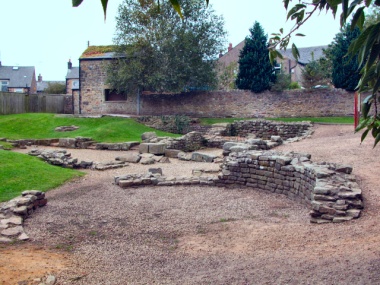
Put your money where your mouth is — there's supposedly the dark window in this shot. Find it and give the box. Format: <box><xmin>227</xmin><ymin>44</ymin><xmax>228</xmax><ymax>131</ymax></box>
<box><xmin>104</xmin><ymin>89</ymin><xmax>127</xmax><ymax>101</ymax></box>
<box><xmin>1</xmin><ymin>80</ymin><xmax>9</xmax><ymax>92</ymax></box>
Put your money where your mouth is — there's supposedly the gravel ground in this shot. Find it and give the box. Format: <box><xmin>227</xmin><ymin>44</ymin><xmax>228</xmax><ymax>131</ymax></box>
<box><xmin>5</xmin><ymin>124</ymin><xmax>380</xmax><ymax>284</ymax></box>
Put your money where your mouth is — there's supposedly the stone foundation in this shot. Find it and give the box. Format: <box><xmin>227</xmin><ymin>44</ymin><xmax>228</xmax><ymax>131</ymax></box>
<box><xmin>115</xmin><ymin>150</ymin><xmax>362</xmax><ymax>224</ymax></box>
<box><xmin>0</xmin><ymin>190</ymin><xmax>47</xmax><ymax>242</ymax></box>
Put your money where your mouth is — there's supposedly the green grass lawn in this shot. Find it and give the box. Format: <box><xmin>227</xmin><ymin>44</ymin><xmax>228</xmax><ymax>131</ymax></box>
<box><xmin>200</xmin><ymin>116</ymin><xmax>354</xmax><ymax>125</ymax></box>
<box><xmin>0</xmin><ymin>113</ymin><xmax>181</xmax><ymax>142</ymax></box>
<box><xmin>0</xmin><ymin>150</ymin><xmax>84</xmax><ymax>202</ymax></box>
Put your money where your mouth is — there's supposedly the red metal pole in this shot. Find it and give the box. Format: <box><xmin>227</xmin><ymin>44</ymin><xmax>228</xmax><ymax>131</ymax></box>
<box><xmin>354</xmin><ymin>92</ymin><xmax>359</xmax><ymax>129</ymax></box>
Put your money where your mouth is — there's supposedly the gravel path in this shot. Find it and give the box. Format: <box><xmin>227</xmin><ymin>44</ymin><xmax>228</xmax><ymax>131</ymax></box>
<box><xmin>6</xmin><ymin>124</ymin><xmax>380</xmax><ymax>284</ymax></box>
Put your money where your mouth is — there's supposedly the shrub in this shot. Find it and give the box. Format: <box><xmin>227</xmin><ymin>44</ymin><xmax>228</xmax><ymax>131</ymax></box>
<box><xmin>270</xmin><ymin>73</ymin><xmax>291</xmax><ymax>92</ymax></box>
<box><xmin>289</xmin><ymin>81</ymin><xmax>301</xmax><ymax>89</ymax></box>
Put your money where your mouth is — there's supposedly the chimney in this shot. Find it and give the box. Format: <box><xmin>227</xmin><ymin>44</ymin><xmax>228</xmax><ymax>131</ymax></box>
<box><xmin>228</xmin><ymin>43</ymin><xmax>233</xmax><ymax>52</ymax></box>
<box><xmin>68</xmin><ymin>59</ymin><xmax>72</xmax><ymax>70</ymax></box>
<box><xmin>0</xmin><ymin>61</ymin><xmax>2</xmax><ymax>67</ymax></box>
<box><xmin>38</xmin><ymin>74</ymin><xmax>42</xmax><ymax>82</ymax></box>
<box><xmin>219</xmin><ymin>50</ymin><xmax>223</xmax><ymax>58</ymax></box>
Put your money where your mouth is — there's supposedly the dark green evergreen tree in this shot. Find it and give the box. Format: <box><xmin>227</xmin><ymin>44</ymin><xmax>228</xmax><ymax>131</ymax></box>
<box><xmin>236</xmin><ymin>21</ymin><xmax>275</xmax><ymax>93</ymax></box>
<box><xmin>327</xmin><ymin>24</ymin><xmax>361</xmax><ymax>91</ymax></box>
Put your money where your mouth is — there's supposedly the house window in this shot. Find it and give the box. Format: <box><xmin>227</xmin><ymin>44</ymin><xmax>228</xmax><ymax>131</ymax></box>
<box><xmin>1</xmin><ymin>80</ymin><xmax>9</xmax><ymax>92</ymax></box>
<box><xmin>72</xmin><ymin>80</ymin><xmax>79</xmax><ymax>89</ymax></box>
<box><xmin>13</xmin><ymin>88</ymin><xmax>24</xmax><ymax>93</ymax></box>
<box><xmin>104</xmin><ymin>89</ymin><xmax>127</xmax><ymax>101</ymax></box>
<box><xmin>274</xmin><ymin>63</ymin><xmax>282</xmax><ymax>74</ymax></box>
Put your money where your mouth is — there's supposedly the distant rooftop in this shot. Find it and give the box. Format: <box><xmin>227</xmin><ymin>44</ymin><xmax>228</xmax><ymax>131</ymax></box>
<box><xmin>279</xmin><ymin>45</ymin><xmax>328</xmax><ymax>65</ymax></box>
<box><xmin>0</xmin><ymin>65</ymin><xmax>35</xmax><ymax>88</ymax></box>
<box><xmin>218</xmin><ymin>40</ymin><xmax>327</xmax><ymax>66</ymax></box>
<box><xmin>66</xmin><ymin>67</ymin><xmax>79</xmax><ymax>79</ymax></box>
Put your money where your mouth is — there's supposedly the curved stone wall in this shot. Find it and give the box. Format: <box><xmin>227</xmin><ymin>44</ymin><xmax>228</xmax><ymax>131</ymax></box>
<box><xmin>115</xmin><ymin>150</ymin><xmax>363</xmax><ymax>224</ymax></box>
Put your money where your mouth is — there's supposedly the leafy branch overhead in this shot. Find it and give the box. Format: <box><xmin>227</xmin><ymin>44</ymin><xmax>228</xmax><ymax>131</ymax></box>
<box><xmin>269</xmin><ymin>0</ymin><xmax>380</xmax><ymax>147</ymax></box>
<box><xmin>75</xmin><ymin>0</ymin><xmax>380</xmax><ymax>146</ymax></box>
<box><xmin>72</xmin><ymin>0</ymin><xmax>209</xmax><ymax>19</ymax></box>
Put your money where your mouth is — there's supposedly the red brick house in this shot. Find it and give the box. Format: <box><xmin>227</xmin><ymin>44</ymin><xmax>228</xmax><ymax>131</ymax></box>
<box><xmin>218</xmin><ymin>41</ymin><xmax>327</xmax><ymax>87</ymax></box>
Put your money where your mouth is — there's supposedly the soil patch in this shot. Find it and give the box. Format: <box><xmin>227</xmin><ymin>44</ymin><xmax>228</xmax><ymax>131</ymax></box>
<box><xmin>0</xmin><ymin>244</ymin><xmax>69</xmax><ymax>285</ymax></box>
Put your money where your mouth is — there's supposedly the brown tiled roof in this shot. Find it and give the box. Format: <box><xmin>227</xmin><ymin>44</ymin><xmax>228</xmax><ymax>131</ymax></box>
<box><xmin>218</xmin><ymin>41</ymin><xmax>245</xmax><ymax>67</ymax></box>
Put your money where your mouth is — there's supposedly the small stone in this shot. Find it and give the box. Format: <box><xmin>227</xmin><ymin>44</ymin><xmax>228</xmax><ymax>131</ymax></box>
<box><xmin>18</xmin><ymin>233</ymin><xmax>29</xmax><ymax>241</ymax></box>
<box><xmin>118</xmin><ymin>180</ymin><xmax>134</xmax><ymax>188</ymax></box>
<box><xmin>140</xmin><ymin>157</ymin><xmax>155</xmax><ymax>165</ymax></box>
<box><xmin>45</xmin><ymin>275</ymin><xmax>57</xmax><ymax>285</ymax></box>
<box><xmin>310</xmin><ymin>218</ymin><xmax>331</xmax><ymax>224</ymax></box>
<box><xmin>16</xmin><ymin>197</ymin><xmax>32</xmax><ymax>206</ymax></box>
<box><xmin>22</xmin><ymin>190</ymin><xmax>42</xmax><ymax>196</ymax></box>
<box><xmin>12</xmin><ymin>206</ymin><xmax>28</xmax><ymax>215</ymax></box>
<box><xmin>3</xmin><ymin>216</ymin><xmax>23</xmax><ymax>225</ymax></box>
<box><xmin>333</xmin><ymin>216</ymin><xmax>354</xmax><ymax>223</ymax></box>
<box><xmin>335</xmin><ymin>165</ymin><xmax>353</xmax><ymax>174</ymax></box>
<box><xmin>0</xmin><ymin>236</ymin><xmax>13</xmax><ymax>243</ymax></box>
<box><xmin>192</xmin><ymin>169</ymin><xmax>203</xmax><ymax>177</ymax></box>
<box><xmin>1</xmin><ymin>226</ymin><xmax>24</xmax><ymax>236</ymax></box>
<box><xmin>148</xmin><ymin>168</ymin><xmax>163</xmax><ymax>175</ymax></box>
<box><xmin>346</xmin><ymin>209</ymin><xmax>361</xmax><ymax>218</ymax></box>
<box><xmin>159</xmin><ymin>157</ymin><xmax>171</xmax><ymax>163</ymax></box>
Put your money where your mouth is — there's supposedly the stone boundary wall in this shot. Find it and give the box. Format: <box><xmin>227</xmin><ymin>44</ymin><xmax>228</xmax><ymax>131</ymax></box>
<box><xmin>140</xmin><ymin>89</ymin><xmax>354</xmax><ymax>118</ymax></box>
<box><xmin>0</xmin><ymin>190</ymin><xmax>47</xmax><ymax>242</ymax></box>
<box><xmin>115</xmin><ymin>151</ymin><xmax>363</xmax><ymax>224</ymax></box>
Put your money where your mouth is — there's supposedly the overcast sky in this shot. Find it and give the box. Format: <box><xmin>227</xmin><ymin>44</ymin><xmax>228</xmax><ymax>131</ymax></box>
<box><xmin>1</xmin><ymin>0</ymin><xmax>341</xmax><ymax>81</ymax></box>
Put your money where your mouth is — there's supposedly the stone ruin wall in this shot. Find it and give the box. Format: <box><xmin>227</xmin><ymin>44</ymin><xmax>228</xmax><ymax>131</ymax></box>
<box><xmin>0</xmin><ymin>190</ymin><xmax>47</xmax><ymax>242</ymax></box>
<box><xmin>228</xmin><ymin>120</ymin><xmax>312</xmax><ymax>140</ymax></box>
<box><xmin>115</xmin><ymin>150</ymin><xmax>363</xmax><ymax>224</ymax></box>
<box><xmin>5</xmin><ymin>120</ymin><xmax>313</xmax><ymax>152</ymax></box>
<box><xmin>218</xmin><ymin>152</ymin><xmax>362</xmax><ymax>223</ymax></box>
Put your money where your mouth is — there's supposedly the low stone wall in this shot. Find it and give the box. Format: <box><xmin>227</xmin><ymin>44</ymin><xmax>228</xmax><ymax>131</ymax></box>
<box><xmin>165</xmin><ymin>132</ymin><xmax>205</xmax><ymax>152</ymax></box>
<box><xmin>115</xmin><ymin>150</ymin><xmax>363</xmax><ymax>224</ymax></box>
<box><xmin>218</xmin><ymin>151</ymin><xmax>362</xmax><ymax>223</ymax></box>
<box><xmin>228</xmin><ymin>120</ymin><xmax>313</xmax><ymax>140</ymax></box>
<box><xmin>28</xmin><ymin>149</ymin><xmax>129</xmax><ymax>170</ymax></box>
<box><xmin>0</xmin><ymin>190</ymin><xmax>47</xmax><ymax>242</ymax></box>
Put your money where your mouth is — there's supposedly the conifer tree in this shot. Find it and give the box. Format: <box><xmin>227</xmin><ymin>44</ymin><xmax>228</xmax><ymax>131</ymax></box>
<box><xmin>236</xmin><ymin>21</ymin><xmax>275</xmax><ymax>93</ymax></box>
<box><xmin>327</xmin><ymin>25</ymin><xmax>361</xmax><ymax>91</ymax></box>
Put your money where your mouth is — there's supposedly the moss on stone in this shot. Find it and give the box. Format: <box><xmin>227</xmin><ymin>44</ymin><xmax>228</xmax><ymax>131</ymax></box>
<box><xmin>80</xmin><ymin>45</ymin><xmax>116</xmax><ymax>58</ymax></box>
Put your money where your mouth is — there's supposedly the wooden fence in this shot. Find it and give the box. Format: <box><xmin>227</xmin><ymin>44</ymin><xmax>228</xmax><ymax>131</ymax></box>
<box><xmin>0</xmin><ymin>92</ymin><xmax>72</xmax><ymax>115</ymax></box>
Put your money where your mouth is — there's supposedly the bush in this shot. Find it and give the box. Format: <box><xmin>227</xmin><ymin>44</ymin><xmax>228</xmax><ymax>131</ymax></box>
<box><xmin>270</xmin><ymin>73</ymin><xmax>291</xmax><ymax>92</ymax></box>
<box><xmin>289</xmin><ymin>81</ymin><xmax>301</xmax><ymax>89</ymax></box>
<box><xmin>44</xmin><ymin>82</ymin><xmax>66</xmax><ymax>94</ymax></box>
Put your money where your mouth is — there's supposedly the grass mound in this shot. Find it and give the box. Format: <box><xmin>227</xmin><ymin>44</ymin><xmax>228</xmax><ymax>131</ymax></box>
<box><xmin>0</xmin><ymin>113</ymin><xmax>180</xmax><ymax>143</ymax></box>
<box><xmin>0</xmin><ymin>150</ymin><xmax>84</xmax><ymax>202</ymax></box>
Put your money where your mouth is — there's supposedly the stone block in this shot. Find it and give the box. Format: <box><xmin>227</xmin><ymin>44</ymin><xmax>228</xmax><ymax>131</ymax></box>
<box><xmin>1</xmin><ymin>226</ymin><xmax>24</xmax><ymax>236</ymax></box>
<box><xmin>141</xmin><ymin>132</ymin><xmax>157</xmax><ymax>141</ymax></box>
<box><xmin>178</xmin><ymin>152</ymin><xmax>192</xmax><ymax>161</ymax></box>
<box><xmin>191</xmin><ymin>152</ymin><xmax>216</xmax><ymax>163</ymax></box>
<box><xmin>149</xmin><ymin>168</ymin><xmax>163</xmax><ymax>175</ymax></box>
<box><xmin>139</xmin><ymin>143</ymin><xmax>150</xmax><ymax>154</ymax></box>
<box><xmin>333</xmin><ymin>216</ymin><xmax>354</xmax><ymax>223</ymax></box>
<box><xmin>140</xmin><ymin>157</ymin><xmax>155</xmax><ymax>165</ymax></box>
<box><xmin>116</xmin><ymin>153</ymin><xmax>141</xmax><ymax>163</ymax></box>
<box><xmin>58</xmin><ymin>138</ymin><xmax>76</xmax><ymax>148</ymax></box>
<box><xmin>149</xmin><ymin>143</ymin><xmax>166</xmax><ymax>155</ymax></box>
<box><xmin>165</xmin><ymin>149</ymin><xmax>182</xmax><ymax>158</ymax></box>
